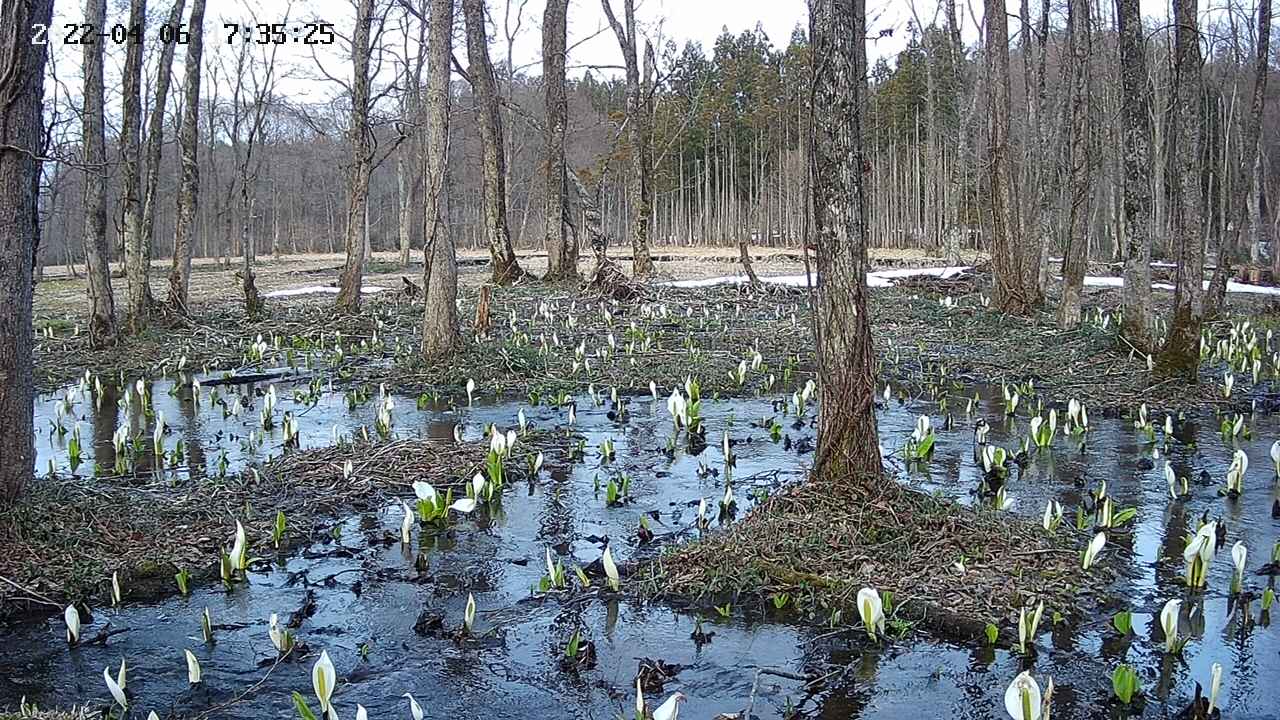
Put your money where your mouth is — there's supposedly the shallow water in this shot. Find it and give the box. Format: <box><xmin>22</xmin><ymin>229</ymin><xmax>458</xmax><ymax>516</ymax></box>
<box><xmin>5</xmin><ymin>376</ymin><xmax>1279</xmax><ymax>719</ymax></box>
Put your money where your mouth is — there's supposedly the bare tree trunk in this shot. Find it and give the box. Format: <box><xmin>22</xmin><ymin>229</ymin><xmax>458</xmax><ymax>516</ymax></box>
<box><xmin>167</xmin><ymin>0</ymin><xmax>206</xmax><ymax>312</ymax></box>
<box><xmin>462</xmin><ymin>0</ymin><xmax>528</xmax><ymax>285</ymax></box>
<box><xmin>336</xmin><ymin>0</ymin><xmax>376</xmax><ymax>311</ymax></box>
<box><xmin>1056</xmin><ymin>0</ymin><xmax>1094</xmax><ymax>328</ymax></box>
<box><xmin>141</xmin><ymin>0</ymin><xmax>186</xmax><ymax>305</ymax></box>
<box><xmin>603</xmin><ymin>0</ymin><xmax>655</xmax><ymax>277</ymax></box>
<box><xmin>809</xmin><ymin>0</ymin><xmax>881</xmax><ymax>479</ymax></box>
<box><xmin>984</xmin><ymin>0</ymin><xmax>1036</xmax><ymax>315</ymax></box>
<box><xmin>121</xmin><ymin>0</ymin><xmax>149</xmax><ymax>332</ymax></box>
<box><xmin>82</xmin><ymin>0</ymin><xmax>117</xmax><ymax>345</ymax></box>
<box><xmin>1205</xmin><ymin>0</ymin><xmax>1270</xmax><ymax>316</ymax></box>
<box><xmin>397</xmin><ymin>147</ymin><xmax>413</xmax><ymax>267</ymax></box>
<box><xmin>542</xmin><ymin>0</ymin><xmax>578</xmax><ymax>281</ymax></box>
<box><xmin>1116</xmin><ymin>0</ymin><xmax>1155</xmax><ymax>351</ymax></box>
<box><xmin>421</xmin><ymin>0</ymin><xmax>461</xmax><ymax>357</ymax></box>
<box><xmin>1159</xmin><ymin>0</ymin><xmax>1207</xmax><ymax>378</ymax></box>
<box><xmin>0</xmin><ymin>0</ymin><xmax>54</xmax><ymax>507</ymax></box>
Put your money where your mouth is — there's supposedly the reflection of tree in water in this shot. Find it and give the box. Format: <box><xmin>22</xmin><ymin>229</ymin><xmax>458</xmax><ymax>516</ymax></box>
<box><xmin>91</xmin><ymin>381</ymin><xmax>120</xmax><ymax>472</ymax></box>
<box><xmin>175</xmin><ymin>378</ymin><xmax>208</xmax><ymax>477</ymax></box>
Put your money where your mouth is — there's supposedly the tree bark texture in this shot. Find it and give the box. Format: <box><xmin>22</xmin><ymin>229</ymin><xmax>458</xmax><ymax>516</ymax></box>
<box><xmin>167</xmin><ymin>0</ymin><xmax>206</xmax><ymax>312</ymax></box>
<box><xmin>809</xmin><ymin>0</ymin><xmax>882</xmax><ymax>480</ymax></box>
<box><xmin>0</xmin><ymin>0</ymin><xmax>55</xmax><ymax>506</ymax></box>
<box><xmin>121</xmin><ymin>0</ymin><xmax>149</xmax><ymax>332</ymax></box>
<box><xmin>463</xmin><ymin>0</ymin><xmax>527</xmax><ymax>285</ymax></box>
<box><xmin>336</xmin><ymin>0</ymin><xmax>376</xmax><ymax>312</ymax></box>
<box><xmin>422</xmin><ymin>0</ymin><xmax>462</xmax><ymax>357</ymax></box>
<box><xmin>603</xmin><ymin>0</ymin><xmax>655</xmax><ymax>278</ymax></box>
<box><xmin>542</xmin><ymin>0</ymin><xmax>577</xmax><ymax>281</ymax></box>
<box><xmin>1056</xmin><ymin>0</ymin><xmax>1094</xmax><ymax>328</ymax></box>
<box><xmin>82</xmin><ymin>0</ymin><xmax>118</xmax><ymax>345</ymax></box>
<box><xmin>1116</xmin><ymin>0</ymin><xmax>1155</xmax><ymax>351</ymax></box>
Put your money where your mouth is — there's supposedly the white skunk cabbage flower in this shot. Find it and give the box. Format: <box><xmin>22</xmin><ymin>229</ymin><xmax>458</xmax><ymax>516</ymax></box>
<box><xmin>64</xmin><ymin>605</ymin><xmax>81</xmax><ymax>644</ymax></box>
<box><xmin>653</xmin><ymin>692</ymin><xmax>687</xmax><ymax>720</ymax></box>
<box><xmin>450</xmin><ymin>497</ymin><xmax>478</xmax><ymax>514</ymax></box>
<box><xmin>412</xmin><ymin>481</ymin><xmax>437</xmax><ymax>503</ymax></box>
<box><xmin>184</xmin><ymin>649</ymin><xmax>202</xmax><ymax>684</ymax></box>
<box><xmin>1183</xmin><ymin>521</ymin><xmax>1218</xmax><ymax>586</ymax></box>
<box><xmin>356</xmin><ymin>704</ymin><xmax>368</xmax><ymax>720</ymax></box>
<box><xmin>666</xmin><ymin>389</ymin><xmax>687</xmax><ymax>427</ymax></box>
<box><xmin>403</xmin><ymin>693</ymin><xmax>424</xmax><ymax>720</ymax></box>
<box><xmin>1271</xmin><ymin>441</ymin><xmax>1280</xmax><ymax>476</ymax></box>
<box><xmin>1164</xmin><ymin>463</ymin><xmax>1180</xmax><ymax>499</ymax></box>
<box><xmin>269</xmin><ymin>613</ymin><xmax>287</xmax><ymax>653</ymax></box>
<box><xmin>312</xmin><ymin>650</ymin><xmax>336</xmax><ymax>713</ymax></box>
<box><xmin>466</xmin><ymin>378</ymin><xmax>476</xmax><ymax>405</ymax></box>
<box><xmin>103</xmin><ymin>665</ymin><xmax>128</xmax><ymax>710</ymax></box>
<box><xmin>1160</xmin><ymin>599</ymin><xmax>1181</xmax><ymax>652</ymax></box>
<box><xmin>1232</xmin><ymin>541</ymin><xmax>1248</xmax><ymax>587</ymax></box>
<box><xmin>603</xmin><ymin>545</ymin><xmax>620</xmax><ymax>591</ymax></box>
<box><xmin>401</xmin><ymin>501</ymin><xmax>414</xmax><ymax>544</ymax></box>
<box><xmin>116</xmin><ymin>658</ymin><xmax>128</xmax><ymax>690</ymax></box>
<box><xmin>1226</xmin><ymin>449</ymin><xmax>1248</xmax><ymax>493</ymax></box>
<box><xmin>649</xmin><ymin>381</ymin><xmax>658</xmax><ymax>399</ymax></box>
<box><xmin>464</xmin><ymin>593</ymin><xmax>477</xmax><ymax>633</ymax></box>
<box><xmin>1208</xmin><ymin>662</ymin><xmax>1222</xmax><ymax>714</ymax></box>
<box><xmin>229</xmin><ymin>521</ymin><xmax>248</xmax><ymax>571</ymax></box>
<box><xmin>470</xmin><ymin>473</ymin><xmax>486</xmax><ymax>497</ymax></box>
<box><xmin>1082</xmin><ymin>532</ymin><xmax>1106</xmax><ymax>570</ymax></box>
<box><xmin>1004</xmin><ymin>671</ymin><xmax>1042</xmax><ymax>720</ymax></box>
<box><xmin>636</xmin><ymin>677</ymin><xmax>645</xmax><ymax>718</ymax></box>
<box><xmin>856</xmin><ymin>587</ymin><xmax>885</xmax><ymax>640</ymax></box>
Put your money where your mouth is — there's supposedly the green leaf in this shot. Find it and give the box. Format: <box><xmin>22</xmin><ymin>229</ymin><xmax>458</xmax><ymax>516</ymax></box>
<box><xmin>985</xmin><ymin>623</ymin><xmax>998</xmax><ymax>645</ymax></box>
<box><xmin>292</xmin><ymin>692</ymin><xmax>318</xmax><ymax>720</ymax></box>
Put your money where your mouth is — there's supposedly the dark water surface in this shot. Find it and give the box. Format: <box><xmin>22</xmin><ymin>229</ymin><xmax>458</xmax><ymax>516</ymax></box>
<box><xmin>4</xmin><ymin>374</ymin><xmax>1278</xmax><ymax>719</ymax></box>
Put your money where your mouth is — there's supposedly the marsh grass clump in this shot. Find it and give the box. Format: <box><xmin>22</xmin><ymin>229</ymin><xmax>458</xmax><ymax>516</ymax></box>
<box><xmin>639</xmin><ymin>473</ymin><xmax>1097</xmax><ymax>635</ymax></box>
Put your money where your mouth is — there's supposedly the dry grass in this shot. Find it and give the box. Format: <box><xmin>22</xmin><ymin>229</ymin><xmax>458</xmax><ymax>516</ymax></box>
<box><xmin>638</xmin><ymin>472</ymin><xmax>1099</xmax><ymax>639</ymax></box>
<box><xmin>0</xmin><ymin>433</ymin><xmax>566</xmax><ymax>617</ymax></box>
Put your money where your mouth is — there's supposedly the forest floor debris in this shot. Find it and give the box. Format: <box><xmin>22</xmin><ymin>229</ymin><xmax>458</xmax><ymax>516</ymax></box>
<box><xmin>638</xmin><ymin>473</ymin><xmax>1099</xmax><ymax>636</ymax></box>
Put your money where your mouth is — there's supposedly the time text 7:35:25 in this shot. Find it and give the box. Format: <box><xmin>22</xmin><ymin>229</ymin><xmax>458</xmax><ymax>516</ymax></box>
<box><xmin>29</xmin><ymin>21</ymin><xmax>336</xmax><ymax>46</ymax></box>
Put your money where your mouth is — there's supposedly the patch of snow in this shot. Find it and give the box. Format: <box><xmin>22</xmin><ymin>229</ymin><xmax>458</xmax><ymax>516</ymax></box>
<box><xmin>663</xmin><ymin>266</ymin><xmax>971</xmax><ymax>290</ymax></box>
<box><xmin>1080</xmin><ymin>276</ymin><xmax>1280</xmax><ymax>296</ymax></box>
<box><xmin>263</xmin><ymin>285</ymin><xmax>389</xmax><ymax>299</ymax></box>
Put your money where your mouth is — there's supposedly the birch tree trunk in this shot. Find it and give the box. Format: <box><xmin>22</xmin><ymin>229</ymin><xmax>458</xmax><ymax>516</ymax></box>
<box><xmin>167</xmin><ymin>0</ymin><xmax>206</xmax><ymax>312</ymax></box>
<box><xmin>603</xmin><ymin>0</ymin><xmax>656</xmax><ymax>277</ymax></box>
<box><xmin>336</xmin><ymin>0</ymin><xmax>376</xmax><ymax>312</ymax></box>
<box><xmin>984</xmin><ymin>0</ymin><xmax>1036</xmax><ymax>315</ymax></box>
<box><xmin>121</xmin><ymin>0</ymin><xmax>149</xmax><ymax>333</ymax></box>
<box><xmin>809</xmin><ymin>0</ymin><xmax>881</xmax><ymax>479</ymax></box>
<box><xmin>1159</xmin><ymin>0</ymin><xmax>1207</xmax><ymax>378</ymax></box>
<box><xmin>1116</xmin><ymin>0</ymin><xmax>1155</xmax><ymax>351</ymax></box>
<box><xmin>0</xmin><ymin>0</ymin><xmax>54</xmax><ymax>506</ymax></box>
<box><xmin>462</xmin><ymin>0</ymin><xmax>528</xmax><ymax>285</ymax></box>
<box><xmin>422</xmin><ymin>0</ymin><xmax>462</xmax><ymax>357</ymax></box>
<box><xmin>82</xmin><ymin>0</ymin><xmax>118</xmax><ymax>345</ymax></box>
<box><xmin>542</xmin><ymin>0</ymin><xmax>578</xmax><ymax>281</ymax></box>
<box><xmin>1205</xmin><ymin>0</ymin><xmax>1270</xmax><ymax>316</ymax></box>
<box><xmin>1056</xmin><ymin>0</ymin><xmax>1093</xmax><ymax>328</ymax></box>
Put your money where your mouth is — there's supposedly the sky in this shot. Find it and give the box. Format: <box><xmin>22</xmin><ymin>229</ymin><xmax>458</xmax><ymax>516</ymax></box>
<box><xmin>44</xmin><ymin>0</ymin><xmax>1181</xmax><ymax>108</ymax></box>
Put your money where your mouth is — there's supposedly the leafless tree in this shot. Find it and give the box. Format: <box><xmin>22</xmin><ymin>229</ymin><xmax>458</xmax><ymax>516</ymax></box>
<box><xmin>983</xmin><ymin>0</ymin><xmax>1036</xmax><ymax>315</ymax></box>
<box><xmin>120</xmin><ymin>0</ymin><xmax>149</xmax><ymax>332</ymax></box>
<box><xmin>1116</xmin><ymin>0</ymin><xmax>1154</xmax><ymax>350</ymax></box>
<box><xmin>1159</xmin><ymin>0</ymin><xmax>1207</xmax><ymax>377</ymax></box>
<box><xmin>462</xmin><ymin>0</ymin><xmax>528</xmax><ymax>284</ymax></box>
<box><xmin>421</xmin><ymin>0</ymin><xmax>461</xmax><ymax>356</ymax></box>
<box><xmin>82</xmin><ymin>0</ymin><xmax>118</xmax><ymax>344</ymax></box>
<box><xmin>167</xmin><ymin>0</ymin><xmax>208</xmax><ymax>311</ymax></box>
<box><xmin>0</xmin><ymin>0</ymin><xmax>55</xmax><ymax>506</ymax></box>
<box><xmin>336</xmin><ymin>0</ymin><xmax>379</xmax><ymax>312</ymax></box>
<box><xmin>602</xmin><ymin>0</ymin><xmax>655</xmax><ymax>278</ymax></box>
<box><xmin>1055</xmin><ymin>0</ymin><xmax>1093</xmax><ymax>328</ymax></box>
<box><xmin>809</xmin><ymin>0</ymin><xmax>881</xmax><ymax>478</ymax></box>
<box><xmin>1205</xmin><ymin>0</ymin><xmax>1270</xmax><ymax>316</ymax></box>
<box><xmin>140</xmin><ymin>0</ymin><xmax>187</xmax><ymax>312</ymax></box>
<box><xmin>541</xmin><ymin>0</ymin><xmax>577</xmax><ymax>280</ymax></box>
